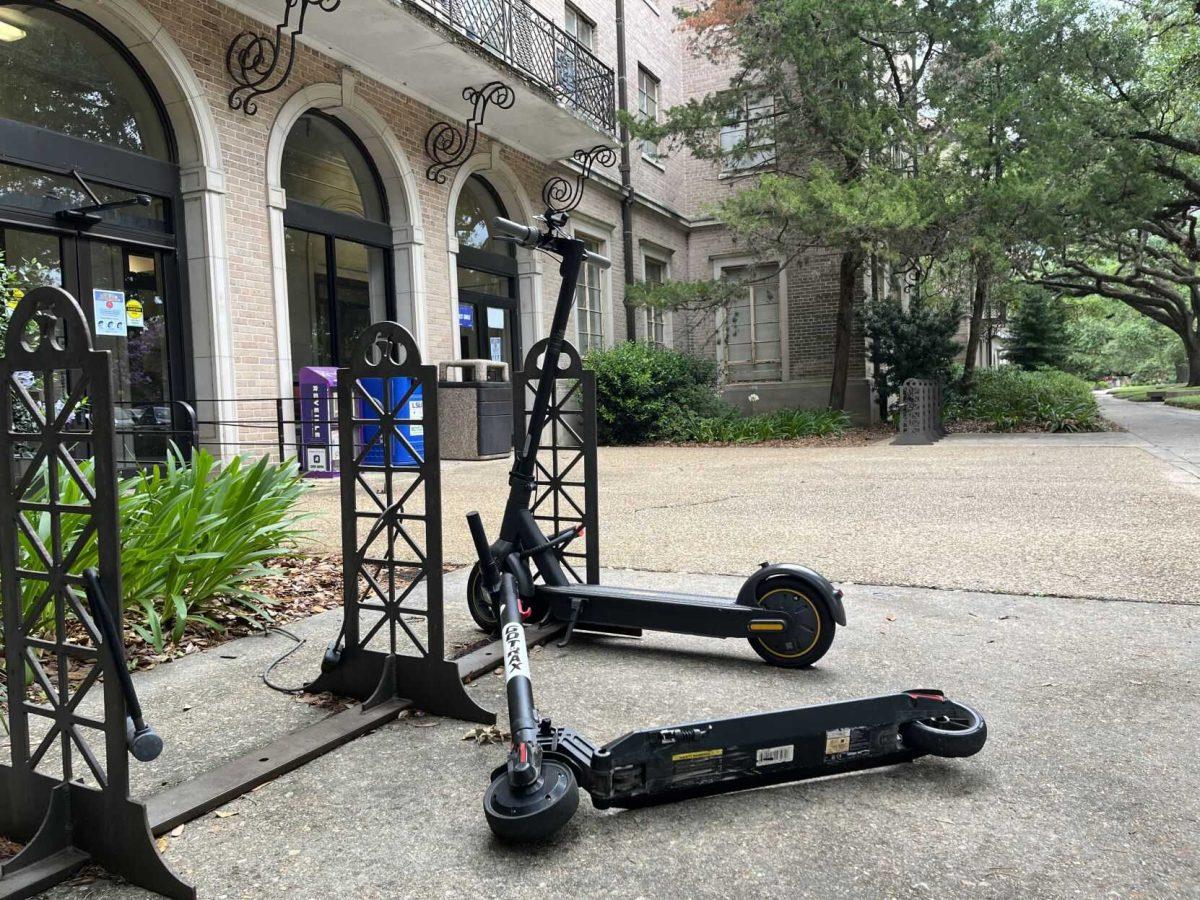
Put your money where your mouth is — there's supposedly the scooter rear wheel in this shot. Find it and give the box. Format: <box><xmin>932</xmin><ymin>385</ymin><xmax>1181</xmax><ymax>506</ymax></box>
<box><xmin>466</xmin><ymin>562</ymin><xmax>499</xmax><ymax>634</ymax></box>
<box><xmin>484</xmin><ymin>759</ymin><xmax>580</xmax><ymax>842</ymax></box>
<box><xmin>744</xmin><ymin>578</ymin><xmax>836</xmax><ymax>668</ymax></box>
<box><xmin>900</xmin><ymin>702</ymin><xmax>987</xmax><ymax>758</ymax></box>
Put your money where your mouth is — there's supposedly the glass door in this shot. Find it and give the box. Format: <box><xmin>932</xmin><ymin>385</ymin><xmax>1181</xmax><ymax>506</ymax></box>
<box><xmin>1</xmin><ymin>225</ymin><xmax>180</xmax><ymax>463</ymax></box>
<box><xmin>456</xmin><ymin>265</ymin><xmax>519</xmax><ymax>367</ymax></box>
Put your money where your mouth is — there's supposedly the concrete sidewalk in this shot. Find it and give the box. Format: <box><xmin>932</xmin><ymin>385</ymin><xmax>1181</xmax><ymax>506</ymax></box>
<box><xmin>1096</xmin><ymin>391</ymin><xmax>1200</xmax><ymax>479</ymax></box>
<box><xmin>44</xmin><ymin>568</ymin><xmax>1200</xmax><ymax>900</ymax></box>
<box><xmin>298</xmin><ymin>437</ymin><xmax>1200</xmax><ymax>606</ymax></box>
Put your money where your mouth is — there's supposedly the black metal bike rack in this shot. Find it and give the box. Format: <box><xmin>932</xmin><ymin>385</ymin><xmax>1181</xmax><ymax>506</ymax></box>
<box><xmin>0</xmin><ymin>288</ymin><xmax>192</xmax><ymax>899</ymax></box>
<box><xmin>512</xmin><ymin>338</ymin><xmax>600</xmax><ymax>586</ymax></box>
<box><xmin>0</xmin><ymin>292</ymin><xmax>528</xmax><ymax>898</ymax></box>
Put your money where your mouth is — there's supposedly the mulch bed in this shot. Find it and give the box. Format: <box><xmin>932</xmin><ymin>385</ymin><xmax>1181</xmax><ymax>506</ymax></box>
<box><xmin>0</xmin><ymin>554</ymin><xmax>435</xmax><ymax>715</ymax></box>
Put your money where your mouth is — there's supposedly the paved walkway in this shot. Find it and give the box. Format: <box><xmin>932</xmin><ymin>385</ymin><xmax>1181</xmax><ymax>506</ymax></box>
<box><xmin>1096</xmin><ymin>391</ymin><xmax>1200</xmax><ymax>479</ymax></box>
<box><xmin>298</xmin><ymin>434</ymin><xmax>1200</xmax><ymax>605</ymax></box>
<box><xmin>42</xmin><ymin>568</ymin><xmax>1200</xmax><ymax>900</ymax></box>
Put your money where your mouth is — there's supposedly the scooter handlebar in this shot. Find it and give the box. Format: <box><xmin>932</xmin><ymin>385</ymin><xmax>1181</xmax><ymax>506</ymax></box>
<box><xmin>492</xmin><ymin>217</ymin><xmax>539</xmax><ymax>248</ymax></box>
<box><xmin>491</xmin><ymin>217</ymin><xmax>612</xmax><ymax>269</ymax></box>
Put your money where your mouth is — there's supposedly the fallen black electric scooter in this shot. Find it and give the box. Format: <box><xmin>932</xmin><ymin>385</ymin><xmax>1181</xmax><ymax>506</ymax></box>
<box><xmin>467</xmin><ymin>213</ymin><xmax>845</xmax><ymax>668</ymax></box>
<box><xmin>466</xmin><ymin>511</ymin><xmax>987</xmax><ymax>841</ymax></box>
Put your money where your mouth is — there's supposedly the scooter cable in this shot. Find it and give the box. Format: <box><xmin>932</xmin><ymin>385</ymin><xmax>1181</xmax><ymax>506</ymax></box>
<box><xmin>259</xmin><ymin>626</ymin><xmax>308</xmax><ymax>694</ymax></box>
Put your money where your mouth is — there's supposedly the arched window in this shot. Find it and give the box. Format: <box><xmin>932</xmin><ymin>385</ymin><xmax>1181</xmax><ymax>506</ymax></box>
<box><xmin>282</xmin><ymin>111</ymin><xmax>392</xmax><ymax>371</ymax></box>
<box><xmin>454</xmin><ymin>175</ymin><xmax>519</xmax><ymax>364</ymax></box>
<box><xmin>0</xmin><ymin>3</ymin><xmax>183</xmax><ymax>463</ymax></box>
<box><xmin>0</xmin><ymin>3</ymin><xmax>170</xmax><ymax>159</ymax></box>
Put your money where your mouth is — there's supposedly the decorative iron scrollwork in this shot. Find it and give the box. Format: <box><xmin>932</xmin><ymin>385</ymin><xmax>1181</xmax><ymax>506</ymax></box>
<box><xmin>226</xmin><ymin>0</ymin><xmax>342</xmax><ymax>116</ymax></box>
<box><xmin>542</xmin><ymin>144</ymin><xmax>617</xmax><ymax>214</ymax></box>
<box><xmin>424</xmin><ymin>82</ymin><xmax>515</xmax><ymax>183</ymax></box>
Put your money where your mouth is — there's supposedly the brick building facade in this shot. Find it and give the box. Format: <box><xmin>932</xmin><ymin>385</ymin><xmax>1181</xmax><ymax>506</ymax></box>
<box><xmin>0</xmin><ymin>0</ymin><xmax>873</xmax><ymax>460</ymax></box>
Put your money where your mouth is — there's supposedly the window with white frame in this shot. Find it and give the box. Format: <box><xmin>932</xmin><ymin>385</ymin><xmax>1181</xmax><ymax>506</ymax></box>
<box><xmin>642</xmin><ymin>257</ymin><xmax>666</xmax><ymax>347</ymax></box>
<box><xmin>637</xmin><ymin>66</ymin><xmax>661</xmax><ymax>162</ymax></box>
<box><xmin>721</xmin><ymin>97</ymin><xmax>775</xmax><ymax>173</ymax></box>
<box><xmin>565</xmin><ymin>3</ymin><xmax>595</xmax><ymax>50</ymax></box>
<box><xmin>723</xmin><ymin>264</ymin><xmax>781</xmax><ymax>381</ymax></box>
<box><xmin>576</xmin><ymin>237</ymin><xmax>605</xmax><ymax>351</ymax></box>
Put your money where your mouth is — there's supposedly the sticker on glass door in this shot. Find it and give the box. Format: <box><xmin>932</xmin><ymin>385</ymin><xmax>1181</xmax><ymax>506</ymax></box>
<box><xmin>93</xmin><ymin>289</ymin><xmax>128</xmax><ymax>337</ymax></box>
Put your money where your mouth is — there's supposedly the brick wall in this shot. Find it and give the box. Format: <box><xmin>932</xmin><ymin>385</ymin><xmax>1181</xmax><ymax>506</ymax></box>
<box><xmin>94</xmin><ymin>0</ymin><xmax>868</xmax><ymax>423</ymax></box>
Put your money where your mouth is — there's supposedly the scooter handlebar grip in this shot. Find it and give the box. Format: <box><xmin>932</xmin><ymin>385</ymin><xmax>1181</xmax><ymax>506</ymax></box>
<box><xmin>492</xmin><ymin>217</ymin><xmax>539</xmax><ymax>247</ymax></box>
<box><xmin>583</xmin><ymin>248</ymin><xmax>612</xmax><ymax>270</ymax></box>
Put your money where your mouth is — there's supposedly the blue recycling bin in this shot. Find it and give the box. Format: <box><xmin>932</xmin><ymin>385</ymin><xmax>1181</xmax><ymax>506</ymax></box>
<box><xmin>358</xmin><ymin>377</ymin><xmax>424</xmax><ymax>466</ymax></box>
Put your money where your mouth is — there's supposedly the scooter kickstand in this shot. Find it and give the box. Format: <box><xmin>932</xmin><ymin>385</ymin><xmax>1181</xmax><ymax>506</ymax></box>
<box><xmin>558</xmin><ymin>598</ymin><xmax>582</xmax><ymax>647</ymax></box>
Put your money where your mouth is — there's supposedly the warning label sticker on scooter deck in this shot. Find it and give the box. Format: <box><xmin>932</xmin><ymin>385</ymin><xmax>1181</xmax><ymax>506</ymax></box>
<box><xmin>824</xmin><ymin>726</ymin><xmax>872</xmax><ymax>762</ymax></box>
<box><xmin>671</xmin><ymin>748</ymin><xmax>724</xmax><ymax>763</ymax></box>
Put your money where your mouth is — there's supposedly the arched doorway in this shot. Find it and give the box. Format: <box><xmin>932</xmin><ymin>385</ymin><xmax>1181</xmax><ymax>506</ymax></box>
<box><xmin>282</xmin><ymin>111</ymin><xmax>393</xmax><ymax>371</ymax></box>
<box><xmin>454</xmin><ymin>175</ymin><xmax>520</xmax><ymax>365</ymax></box>
<box><xmin>0</xmin><ymin>2</ymin><xmax>185</xmax><ymax>451</ymax></box>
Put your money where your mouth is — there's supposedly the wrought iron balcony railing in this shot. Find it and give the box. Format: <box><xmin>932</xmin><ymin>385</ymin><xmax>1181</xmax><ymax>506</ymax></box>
<box><xmin>409</xmin><ymin>0</ymin><xmax>617</xmax><ymax>134</ymax></box>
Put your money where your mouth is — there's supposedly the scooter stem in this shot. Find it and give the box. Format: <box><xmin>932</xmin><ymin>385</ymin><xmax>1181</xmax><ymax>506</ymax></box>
<box><xmin>497</xmin><ymin>572</ymin><xmax>543</xmax><ymax>787</ymax></box>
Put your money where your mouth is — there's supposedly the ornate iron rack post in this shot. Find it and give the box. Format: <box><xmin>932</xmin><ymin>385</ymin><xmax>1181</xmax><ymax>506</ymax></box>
<box><xmin>513</xmin><ymin>338</ymin><xmax>600</xmax><ymax>585</ymax></box>
<box><xmin>425</xmin><ymin>82</ymin><xmax>515</xmax><ymax>183</ymax></box>
<box><xmin>0</xmin><ymin>288</ymin><xmax>193</xmax><ymax>899</ymax></box>
<box><xmin>305</xmin><ymin>322</ymin><xmax>493</xmax><ymax>722</ymax></box>
<box><xmin>227</xmin><ymin>0</ymin><xmax>342</xmax><ymax>116</ymax></box>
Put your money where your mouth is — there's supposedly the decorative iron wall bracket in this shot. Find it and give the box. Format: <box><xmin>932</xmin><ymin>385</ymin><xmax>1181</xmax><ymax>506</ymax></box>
<box><xmin>424</xmin><ymin>82</ymin><xmax>515</xmax><ymax>183</ymax></box>
<box><xmin>542</xmin><ymin>145</ymin><xmax>616</xmax><ymax>215</ymax></box>
<box><xmin>227</xmin><ymin>0</ymin><xmax>342</xmax><ymax>116</ymax></box>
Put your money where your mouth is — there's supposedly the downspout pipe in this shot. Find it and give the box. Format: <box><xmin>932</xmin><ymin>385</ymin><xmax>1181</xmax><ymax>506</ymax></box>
<box><xmin>615</xmin><ymin>0</ymin><xmax>637</xmax><ymax>341</ymax></box>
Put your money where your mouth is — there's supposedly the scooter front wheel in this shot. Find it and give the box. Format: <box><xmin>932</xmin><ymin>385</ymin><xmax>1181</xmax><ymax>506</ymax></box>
<box><xmin>484</xmin><ymin>759</ymin><xmax>580</xmax><ymax>842</ymax></box>
<box><xmin>743</xmin><ymin>578</ymin><xmax>836</xmax><ymax>668</ymax></box>
<box><xmin>900</xmin><ymin>702</ymin><xmax>987</xmax><ymax>758</ymax></box>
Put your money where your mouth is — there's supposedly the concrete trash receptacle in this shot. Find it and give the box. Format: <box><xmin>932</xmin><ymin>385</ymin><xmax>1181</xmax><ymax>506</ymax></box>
<box><xmin>438</xmin><ymin>359</ymin><xmax>512</xmax><ymax>460</ymax></box>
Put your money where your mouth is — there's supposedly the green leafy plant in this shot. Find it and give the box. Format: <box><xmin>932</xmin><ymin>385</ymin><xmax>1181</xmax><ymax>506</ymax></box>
<box><xmin>0</xmin><ymin>447</ymin><xmax>308</xmax><ymax>652</ymax></box>
<box><xmin>944</xmin><ymin>367</ymin><xmax>1103</xmax><ymax>433</ymax></box>
<box><xmin>117</xmin><ymin>448</ymin><xmax>308</xmax><ymax>649</ymax></box>
<box><xmin>585</xmin><ymin>342</ymin><xmax>731</xmax><ymax>444</ymax></box>
<box><xmin>662</xmin><ymin>407</ymin><xmax>851</xmax><ymax>444</ymax></box>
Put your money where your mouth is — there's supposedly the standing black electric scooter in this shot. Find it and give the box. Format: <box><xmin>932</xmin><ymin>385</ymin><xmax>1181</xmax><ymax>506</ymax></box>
<box><xmin>466</xmin><ymin>212</ymin><xmax>846</xmax><ymax>668</ymax></box>
<box><xmin>466</xmin><ymin>510</ymin><xmax>987</xmax><ymax>842</ymax></box>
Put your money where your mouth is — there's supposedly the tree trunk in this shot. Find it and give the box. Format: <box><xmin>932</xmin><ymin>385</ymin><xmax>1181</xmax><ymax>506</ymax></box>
<box><xmin>829</xmin><ymin>248</ymin><xmax>863</xmax><ymax>411</ymax></box>
<box><xmin>1188</xmin><ymin>336</ymin><xmax>1200</xmax><ymax>387</ymax></box>
<box><xmin>961</xmin><ymin>264</ymin><xmax>988</xmax><ymax>388</ymax></box>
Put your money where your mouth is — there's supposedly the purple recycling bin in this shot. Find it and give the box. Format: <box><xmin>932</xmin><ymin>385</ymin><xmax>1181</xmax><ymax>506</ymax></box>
<box><xmin>298</xmin><ymin>366</ymin><xmax>339</xmax><ymax>477</ymax></box>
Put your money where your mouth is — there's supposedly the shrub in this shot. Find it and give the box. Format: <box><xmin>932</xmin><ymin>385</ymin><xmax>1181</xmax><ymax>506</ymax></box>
<box><xmin>585</xmin><ymin>342</ymin><xmax>730</xmax><ymax>444</ymax></box>
<box><xmin>945</xmin><ymin>367</ymin><xmax>1103</xmax><ymax>432</ymax></box>
<box><xmin>1</xmin><ymin>447</ymin><xmax>308</xmax><ymax>651</ymax></box>
<box><xmin>1165</xmin><ymin>394</ymin><xmax>1200</xmax><ymax>410</ymax></box>
<box><xmin>864</xmin><ymin>297</ymin><xmax>961</xmax><ymax>412</ymax></box>
<box><xmin>662</xmin><ymin>408</ymin><xmax>851</xmax><ymax>444</ymax></box>
<box><xmin>1006</xmin><ymin>287</ymin><xmax>1069</xmax><ymax>371</ymax></box>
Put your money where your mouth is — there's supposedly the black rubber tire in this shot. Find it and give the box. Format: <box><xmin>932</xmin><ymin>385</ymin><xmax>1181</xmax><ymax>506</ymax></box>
<box><xmin>483</xmin><ymin>759</ymin><xmax>580</xmax><ymax>843</ymax></box>
<box><xmin>900</xmin><ymin>702</ymin><xmax>988</xmax><ymax>758</ymax></box>
<box><xmin>466</xmin><ymin>562</ymin><xmax>499</xmax><ymax>634</ymax></box>
<box><xmin>743</xmin><ymin>577</ymin><xmax>836</xmax><ymax>669</ymax></box>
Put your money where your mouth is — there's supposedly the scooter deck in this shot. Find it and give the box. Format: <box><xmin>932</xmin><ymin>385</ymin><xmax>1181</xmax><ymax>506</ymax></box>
<box><xmin>538</xmin><ymin>690</ymin><xmax>950</xmax><ymax>809</ymax></box>
<box><xmin>536</xmin><ymin>583</ymin><xmax>789</xmax><ymax>639</ymax></box>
